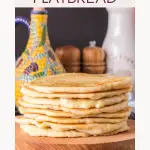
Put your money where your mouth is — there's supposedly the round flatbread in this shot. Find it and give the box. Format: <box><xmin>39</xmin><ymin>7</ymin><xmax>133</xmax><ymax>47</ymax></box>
<box><xmin>20</xmin><ymin>124</ymin><xmax>129</xmax><ymax>137</ymax></box>
<box><xmin>21</xmin><ymin>86</ymin><xmax>132</xmax><ymax>100</ymax></box>
<box><xmin>16</xmin><ymin>116</ymin><xmax>128</xmax><ymax>133</ymax></box>
<box><xmin>27</xmin><ymin>73</ymin><xmax>132</xmax><ymax>93</ymax></box>
<box><xmin>18</xmin><ymin>100</ymin><xmax>128</xmax><ymax>116</ymax></box>
<box><xmin>22</xmin><ymin>94</ymin><xmax>128</xmax><ymax>109</ymax></box>
<box><xmin>24</xmin><ymin>114</ymin><xmax>128</xmax><ymax>124</ymax></box>
<box><xmin>20</xmin><ymin>124</ymin><xmax>89</xmax><ymax>137</ymax></box>
<box><xmin>95</xmin><ymin>107</ymin><xmax>131</xmax><ymax>118</ymax></box>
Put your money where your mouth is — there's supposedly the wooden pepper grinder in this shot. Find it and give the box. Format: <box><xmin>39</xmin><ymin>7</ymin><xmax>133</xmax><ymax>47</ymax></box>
<box><xmin>82</xmin><ymin>41</ymin><xmax>105</xmax><ymax>74</ymax></box>
<box><xmin>55</xmin><ymin>45</ymin><xmax>81</xmax><ymax>73</ymax></box>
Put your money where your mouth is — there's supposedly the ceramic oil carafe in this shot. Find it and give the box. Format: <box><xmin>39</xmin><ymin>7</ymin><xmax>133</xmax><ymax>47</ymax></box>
<box><xmin>102</xmin><ymin>8</ymin><xmax>135</xmax><ymax>114</ymax></box>
<box><xmin>15</xmin><ymin>8</ymin><xmax>65</xmax><ymax>106</ymax></box>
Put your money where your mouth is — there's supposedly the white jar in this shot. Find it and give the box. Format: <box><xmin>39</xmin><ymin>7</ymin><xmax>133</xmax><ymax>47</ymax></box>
<box><xmin>103</xmin><ymin>8</ymin><xmax>135</xmax><ymax>113</ymax></box>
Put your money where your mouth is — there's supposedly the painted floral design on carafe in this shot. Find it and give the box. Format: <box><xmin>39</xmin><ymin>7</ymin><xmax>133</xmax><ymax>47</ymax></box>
<box><xmin>15</xmin><ymin>8</ymin><xmax>65</xmax><ymax>106</ymax></box>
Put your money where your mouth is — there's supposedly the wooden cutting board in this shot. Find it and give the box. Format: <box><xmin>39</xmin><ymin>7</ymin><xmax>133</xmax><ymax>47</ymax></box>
<box><xmin>15</xmin><ymin>120</ymin><xmax>135</xmax><ymax>150</ymax></box>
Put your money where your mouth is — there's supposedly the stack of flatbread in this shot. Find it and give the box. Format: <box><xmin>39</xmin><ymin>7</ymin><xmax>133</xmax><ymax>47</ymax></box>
<box><xmin>15</xmin><ymin>73</ymin><xmax>132</xmax><ymax>137</ymax></box>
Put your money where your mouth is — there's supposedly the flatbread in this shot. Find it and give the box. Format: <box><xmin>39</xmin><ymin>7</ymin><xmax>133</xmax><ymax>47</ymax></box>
<box><xmin>27</xmin><ymin>73</ymin><xmax>132</xmax><ymax>93</ymax></box>
<box><xmin>18</xmin><ymin>100</ymin><xmax>65</xmax><ymax>111</ymax></box>
<box><xmin>22</xmin><ymin>94</ymin><xmax>128</xmax><ymax>109</ymax></box>
<box><xmin>20</xmin><ymin>124</ymin><xmax>89</xmax><ymax>137</ymax></box>
<box><xmin>18</xmin><ymin>100</ymin><xmax>128</xmax><ymax>116</ymax></box>
<box><xmin>20</xmin><ymin>107</ymin><xmax>131</xmax><ymax>119</ymax></box>
<box><xmin>16</xmin><ymin>116</ymin><xmax>127</xmax><ymax>132</ymax></box>
<box><xmin>95</xmin><ymin>107</ymin><xmax>131</xmax><ymax>118</ymax></box>
<box><xmin>24</xmin><ymin>114</ymin><xmax>128</xmax><ymax>124</ymax></box>
<box><xmin>60</xmin><ymin>100</ymin><xmax>128</xmax><ymax>115</ymax></box>
<box><xmin>20</xmin><ymin>124</ymin><xmax>129</xmax><ymax>137</ymax></box>
<box><xmin>21</xmin><ymin>86</ymin><xmax>132</xmax><ymax>100</ymax></box>
<box><xmin>24</xmin><ymin>107</ymin><xmax>131</xmax><ymax>120</ymax></box>
<box><xmin>18</xmin><ymin>106</ymin><xmax>76</xmax><ymax>118</ymax></box>
<box><xmin>77</xmin><ymin>122</ymin><xmax>129</xmax><ymax>135</ymax></box>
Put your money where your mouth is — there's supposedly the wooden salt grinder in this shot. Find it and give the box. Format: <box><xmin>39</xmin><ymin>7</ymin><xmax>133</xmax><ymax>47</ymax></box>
<box><xmin>55</xmin><ymin>45</ymin><xmax>81</xmax><ymax>73</ymax></box>
<box><xmin>82</xmin><ymin>41</ymin><xmax>106</xmax><ymax>74</ymax></box>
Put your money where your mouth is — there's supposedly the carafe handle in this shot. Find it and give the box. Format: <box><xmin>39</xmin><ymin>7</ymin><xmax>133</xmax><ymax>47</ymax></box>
<box><xmin>15</xmin><ymin>17</ymin><xmax>30</xmax><ymax>61</ymax></box>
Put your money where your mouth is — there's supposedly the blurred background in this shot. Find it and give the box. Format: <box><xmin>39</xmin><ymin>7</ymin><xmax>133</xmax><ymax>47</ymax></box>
<box><xmin>15</xmin><ymin>8</ymin><xmax>108</xmax><ymax>60</ymax></box>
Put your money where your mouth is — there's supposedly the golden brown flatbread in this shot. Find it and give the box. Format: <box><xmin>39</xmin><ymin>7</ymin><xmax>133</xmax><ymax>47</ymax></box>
<box><xmin>24</xmin><ymin>114</ymin><xmax>128</xmax><ymax>124</ymax></box>
<box><xmin>16</xmin><ymin>116</ymin><xmax>128</xmax><ymax>133</ymax></box>
<box><xmin>21</xmin><ymin>86</ymin><xmax>132</xmax><ymax>100</ymax></box>
<box><xmin>23</xmin><ymin>107</ymin><xmax>131</xmax><ymax>120</ymax></box>
<box><xmin>18</xmin><ymin>100</ymin><xmax>128</xmax><ymax>116</ymax></box>
<box><xmin>20</xmin><ymin>123</ymin><xmax>129</xmax><ymax>137</ymax></box>
<box><xmin>95</xmin><ymin>107</ymin><xmax>131</xmax><ymax>118</ymax></box>
<box><xmin>60</xmin><ymin>101</ymin><xmax>128</xmax><ymax>115</ymax></box>
<box><xmin>22</xmin><ymin>94</ymin><xmax>128</xmax><ymax>109</ymax></box>
<box><xmin>20</xmin><ymin>124</ymin><xmax>89</xmax><ymax>137</ymax></box>
<box><xmin>27</xmin><ymin>73</ymin><xmax>132</xmax><ymax>93</ymax></box>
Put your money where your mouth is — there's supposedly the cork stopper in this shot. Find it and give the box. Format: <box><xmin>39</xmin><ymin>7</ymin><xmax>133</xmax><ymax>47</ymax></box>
<box><xmin>33</xmin><ymin>8</ymin><xmax>45</xmax><ymax>11</ymax></box>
